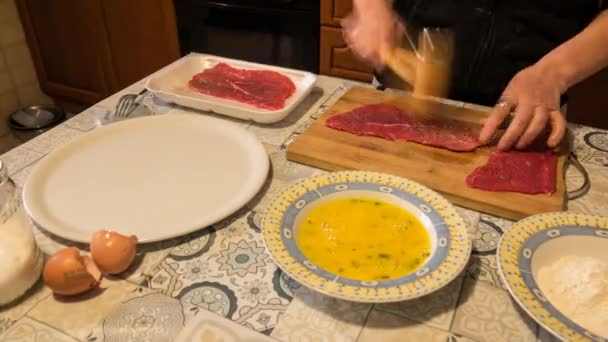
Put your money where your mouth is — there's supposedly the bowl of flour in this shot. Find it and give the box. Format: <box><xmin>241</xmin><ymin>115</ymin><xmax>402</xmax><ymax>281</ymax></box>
<box><xmin>498</xmin><ymin>213</ymin><xmax>608</xmax><ymax>341</ymax></box>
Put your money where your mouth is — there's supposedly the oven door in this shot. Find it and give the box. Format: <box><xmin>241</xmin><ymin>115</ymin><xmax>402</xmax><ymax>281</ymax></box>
<box><xmin>174</xmin><ymin>0</ymin><xmax>319</xmax><ymax>73</ymax></box>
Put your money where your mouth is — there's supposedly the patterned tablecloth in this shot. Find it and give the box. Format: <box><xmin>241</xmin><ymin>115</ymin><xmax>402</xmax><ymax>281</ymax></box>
<box><xmin>0</xmin><ymin>56</ymin><xmax>606</xmax><ymax>342</ymax></box>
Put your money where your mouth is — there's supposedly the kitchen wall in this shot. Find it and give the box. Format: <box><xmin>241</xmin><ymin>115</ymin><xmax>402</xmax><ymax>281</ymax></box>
<box><xmin>0</xmin><ymin>0</ymin><xmax>52</xmax><ymax>136</ymax></box>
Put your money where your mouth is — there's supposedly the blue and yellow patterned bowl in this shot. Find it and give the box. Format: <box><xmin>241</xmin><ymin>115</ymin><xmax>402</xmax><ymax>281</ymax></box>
<box><xmin>498</xmin><ymin>212</ymin><xmax>608</xmax><ymax>341</ymax></box>
<box><xmin>262</xmin><ymin>170</ymin><xmax>472</xmax><ymax>303</ymax></box>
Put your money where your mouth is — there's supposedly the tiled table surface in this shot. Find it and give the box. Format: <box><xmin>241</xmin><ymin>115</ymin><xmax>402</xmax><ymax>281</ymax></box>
<box><xmin>1</xmin><ymin>58</ymin><xmax>607</xmax><ymax>342</ymax></box>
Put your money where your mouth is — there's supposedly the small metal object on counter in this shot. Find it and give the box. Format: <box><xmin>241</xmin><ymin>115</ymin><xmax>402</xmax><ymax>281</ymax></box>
<box><xmin>97</xmin><ymin>89</ymin><xmax>157</xmax><ymax>127</ymax></box>
<box><xmin>9</xmin><ymin>105</ymin><xmax>65</xmax><ymax>131</ymax></box>
<box><xmin>9</xmin><ymin>105</ymin><xmax>67</xmax><ymax>143</ymax></box>
<box><xmin>113</xmin><ymin>89</ymin><xmax>148</xmax><ymax>120</ymax></box>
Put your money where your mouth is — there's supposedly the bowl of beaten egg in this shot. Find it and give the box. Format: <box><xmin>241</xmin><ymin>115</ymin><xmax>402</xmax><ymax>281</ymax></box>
<box><xmin>262</xmin><ymin>171</ymin><xmax>472</xmax><ymax>302</ymax></box>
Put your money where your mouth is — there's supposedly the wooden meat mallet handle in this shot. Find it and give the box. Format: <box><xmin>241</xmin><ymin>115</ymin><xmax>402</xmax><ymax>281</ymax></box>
<box><xmin>383</xmin><ymin>47</ymin><xmax>417</xmax><ymax>85</ymax></box>
<box><xmin>382</xmin><ymin>28</ymin><xmax>455</xmax><ymax>99</ymax></box>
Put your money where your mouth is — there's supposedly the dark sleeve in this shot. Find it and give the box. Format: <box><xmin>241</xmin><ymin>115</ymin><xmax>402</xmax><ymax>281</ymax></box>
<box><xmin>392</xmin><ymin>0</ymin><xmax>413</xmax><ymax>17</ymax></box>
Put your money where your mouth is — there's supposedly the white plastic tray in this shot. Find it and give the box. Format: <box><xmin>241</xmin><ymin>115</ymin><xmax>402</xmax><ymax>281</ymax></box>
<box><xmin>145</xmin><ymin>54</ymin><xmax>317</xmax><ymax>124</ymax></box>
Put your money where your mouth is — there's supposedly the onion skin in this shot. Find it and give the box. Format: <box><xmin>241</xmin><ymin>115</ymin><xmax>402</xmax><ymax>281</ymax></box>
<box><xmin>43</xmin><ymin>247</ymin><xmax>101</xmax><ymax>296</ymax></box>
<box><xmin>90</xmin><ymin>230</ymin><xmax>138</xmax><ymax>275</ymax></box>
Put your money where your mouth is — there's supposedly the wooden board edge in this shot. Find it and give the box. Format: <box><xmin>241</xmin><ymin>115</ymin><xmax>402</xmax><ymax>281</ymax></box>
<box><xmin>286</xmin><ymin>142</ymin><xmax>565</xmax><ymax>222</ymax></box>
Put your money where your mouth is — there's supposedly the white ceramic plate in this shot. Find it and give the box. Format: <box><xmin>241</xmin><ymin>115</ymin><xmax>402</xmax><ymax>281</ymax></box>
<box><xmin>23</xmin><ymin>113</ymin><xmax>269</xmax><ymax>243</ymax></box>
<box><xmin>145</xmin><ymin>53</ymin><xmax>317</xmax><ymax>124</ymax></box>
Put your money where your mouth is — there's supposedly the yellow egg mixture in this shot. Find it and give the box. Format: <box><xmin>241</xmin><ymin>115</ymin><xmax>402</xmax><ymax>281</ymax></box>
<box><xmin>296</xmin><ymin>198</ymin><xmax>431</xmax><ymax>281</ymax></box>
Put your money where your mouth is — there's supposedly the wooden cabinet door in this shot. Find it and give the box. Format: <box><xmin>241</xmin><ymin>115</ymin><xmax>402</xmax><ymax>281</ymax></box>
<box><xmin>102</xmin><ymin>0</ymin><xmax>180</xmax><ymax>89</ymax></box>
<box><xmin>320</xmin><ymin>26</ymin><xmax>374</xmax><ymax>82</ymax></box>
<box><xmin>321</xmin><ymin>0</ymin><xmax>353</xmax><ymax>27</ymax></box>
<box><xmin>16</xmin><ymin>0</ymin><xmax>118</xmax><ymax>105</ymax></box>
<box><xmin>567</xmin><ymin>68</ymin><xmax>608</xmax><ymax>130</ymax></box>
<box><xmin>16</xmin><ymin>0</ymin><xmax>180</xmax><ymax>107</ymax></box>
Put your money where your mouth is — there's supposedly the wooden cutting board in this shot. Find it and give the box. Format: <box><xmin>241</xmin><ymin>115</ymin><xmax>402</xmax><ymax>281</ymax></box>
<box><xmin>286</xmin><ymin>86</ymin><xmax>567</xmax><ymax>221</ymax></box>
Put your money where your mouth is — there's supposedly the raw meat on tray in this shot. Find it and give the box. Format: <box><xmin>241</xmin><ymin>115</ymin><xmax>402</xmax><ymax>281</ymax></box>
<box><xmin>189</xmin><ymin>63</ymin><xmax>296</xmax><ymax>110</ymax></box>
<box><xmin>325</xmin><ymin>104</ymin><xmax>480</xmax><ymax>152</ymax></box>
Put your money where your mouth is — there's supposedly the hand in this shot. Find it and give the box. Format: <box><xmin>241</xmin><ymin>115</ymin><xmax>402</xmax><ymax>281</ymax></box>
<box><xmin>341</xmin><ymin>3</ymin><xmax>403</xmax><ymax>68</ymax></box>
<box><xmin>478</xmin><ymin>65</ymin><xmax>568</xmax><ymax>151</ymax></box>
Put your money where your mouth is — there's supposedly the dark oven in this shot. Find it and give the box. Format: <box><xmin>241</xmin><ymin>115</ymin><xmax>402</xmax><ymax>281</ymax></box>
<box><xmin>173</xmin><ymin>0</ymin><xmax>320</xmax><ymax>73</ymax></box>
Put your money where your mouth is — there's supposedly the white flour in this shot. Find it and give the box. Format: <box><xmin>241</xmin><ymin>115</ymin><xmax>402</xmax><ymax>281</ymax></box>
<box><xmin>0</xmin><ymin>207</ymin><xmax>42</xmax><ymax>305</ymax></box>
<box><xmin>537</xmin><ymin>255</ymin><xmax>608</xmax><ymax>338</ymax></box>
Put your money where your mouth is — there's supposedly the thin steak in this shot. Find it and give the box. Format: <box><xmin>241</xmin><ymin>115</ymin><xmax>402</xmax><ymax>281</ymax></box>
<box><xmin>189</xmin><ymin>63</ymin><xmax>296</xmax><ymax>110</ymax></box>
<box><xmin>466</xmin><ymin>151</ymin><xmax>557</xmax><ymax>195</ymax></box>
<box><xmin>325</xmin><ymin>104</ymin><xmax>480</xmax><ymax>152</ymax></box>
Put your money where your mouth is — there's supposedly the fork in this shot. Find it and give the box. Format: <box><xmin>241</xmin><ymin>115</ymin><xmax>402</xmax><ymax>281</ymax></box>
<box><xmin>113</xmin><ymin>89</ymin><xmax>147</xmax><ymax>120</ymax></box>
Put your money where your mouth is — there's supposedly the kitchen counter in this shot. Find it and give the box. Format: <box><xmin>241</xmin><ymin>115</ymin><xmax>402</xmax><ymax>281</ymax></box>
<box><xmin>0</xmin><ymin>55</ymin><xmax>606</xmax><ymax>342</ymax></box>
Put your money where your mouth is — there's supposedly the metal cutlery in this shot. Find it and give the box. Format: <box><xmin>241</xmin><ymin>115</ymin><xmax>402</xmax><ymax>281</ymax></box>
<box><xmin>113</xmin><ymin>89</ymin><xmax>148</xmax><ymax>120</ymax></box>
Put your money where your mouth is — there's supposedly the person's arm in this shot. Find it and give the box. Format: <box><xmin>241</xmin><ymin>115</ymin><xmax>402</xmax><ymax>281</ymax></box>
<box><xmin>342</xmin><ymin>0</ymin><xmax>400</xmax><ymax>67</ymax></box>
<box><xmin>480</xmin><ymin>10</ymin><xmax>608</xmax><ymax>151</ymax></box>
<box><xmin>540</xmin><ymin>10</ymin><xmax>608</xmax><ymax>91</ymax></box>
<box><xmin>352</xmin><ymin>0</ymin><xmax>391</xmax><ymax>12</ymax></box>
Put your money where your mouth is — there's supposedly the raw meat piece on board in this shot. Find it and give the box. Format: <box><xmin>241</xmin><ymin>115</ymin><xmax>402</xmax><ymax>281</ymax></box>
<box><xmin>325</xmin><ymin>104</ymin><xmax>480</xmax><ymax>152</ymax></box>
<box><xmin>466</xmin><ymin>150</ymin><xmax>557</xmax><ymax>195</ymax></box>
<box><xmin>189</xmin><ymin>63</ymin><xmax>296</xmax><ymax>110</ymax></box>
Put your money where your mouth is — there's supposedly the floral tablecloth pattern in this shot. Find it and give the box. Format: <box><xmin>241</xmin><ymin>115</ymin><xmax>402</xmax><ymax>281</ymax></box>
<box><xmin>1</xmin><ymin>56</ymin><xmax>606</xmax><ymax>342</ymax></box>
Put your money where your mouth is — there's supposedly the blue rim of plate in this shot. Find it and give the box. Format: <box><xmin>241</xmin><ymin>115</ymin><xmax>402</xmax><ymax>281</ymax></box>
<box><xmin>497</xmin><ymin>212</ymin><xmax>608</xmax><ymax>342</ymax></box>
<box><xmin>262</xmin><ymin>170</ymin><xmax>472</xmax><ymax>303</ymax></box>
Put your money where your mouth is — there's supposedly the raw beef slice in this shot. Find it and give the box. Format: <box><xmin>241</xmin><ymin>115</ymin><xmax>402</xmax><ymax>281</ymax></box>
<box><xmin>189</xmin><ymin>63</ymin><xmax>296</xmax><ymax>110</ymax></box>
<box><xmin>325</xmin><ymin>104</ymin><xmax>480</xmax><ymax>152</ymax></box>
<box><xmin>466</xmin><ymin>151</ymin><xmax>557</xmax><ymax>195</ymax></box>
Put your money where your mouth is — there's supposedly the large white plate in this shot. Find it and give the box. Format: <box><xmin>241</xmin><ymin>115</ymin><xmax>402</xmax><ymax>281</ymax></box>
<box><xmin>23</xmin><ymin>113</ymin><xmax>269</xmax><ymax>243</ymax></box>
<box><xmin>145</xmin><ymin>54</ymin><xmax>317</xmax><ymax>124</ymax></box>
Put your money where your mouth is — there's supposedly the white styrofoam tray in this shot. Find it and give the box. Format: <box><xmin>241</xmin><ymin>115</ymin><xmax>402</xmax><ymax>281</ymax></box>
<box><xmin>145</xmin><ymin>54</ymin><xmax>317</xmax><ymax>124</ymax></box>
